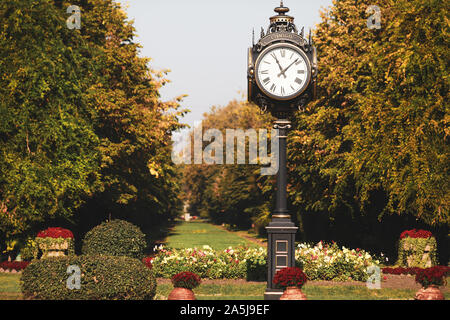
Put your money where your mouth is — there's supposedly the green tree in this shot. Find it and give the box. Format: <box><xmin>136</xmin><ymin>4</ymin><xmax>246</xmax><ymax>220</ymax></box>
<box><xmin>289</xmin><ymin>0</ymin><xmax>448</xmax><ymax>257</ymax></box>
<box><xmin>0</xmin><ymin>0</ymin><xmax>187</xmax><ymax>251</ymax></box>
<box><xmin>183</xmin><ymin>100</ymin><xmax>273</xmax><ymax>230</ymax></box>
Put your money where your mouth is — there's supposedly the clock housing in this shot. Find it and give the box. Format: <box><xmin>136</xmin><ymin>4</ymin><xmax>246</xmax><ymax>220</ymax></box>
<box><xmin>248</xmin><ymin>3</ymin><xmax>317</xmax><ymax>116</ymax></box>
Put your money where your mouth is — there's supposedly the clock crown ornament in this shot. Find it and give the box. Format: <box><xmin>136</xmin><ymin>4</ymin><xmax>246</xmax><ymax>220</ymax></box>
<box><xmin>248</xmin><ymin>1</ymin><xmax>318</xmax><ymax>117</ymax></box>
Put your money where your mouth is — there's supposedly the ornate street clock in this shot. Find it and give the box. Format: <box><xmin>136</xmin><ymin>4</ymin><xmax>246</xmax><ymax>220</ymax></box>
<box><xmin>248</xmin><ymin>2</ymin><xmax>318</xmax><ymax>301</ymax></box>
<box><xmin>248</xmin><ymin>2</ymin><xmax>317</xmax><ymax>117</ymax></box>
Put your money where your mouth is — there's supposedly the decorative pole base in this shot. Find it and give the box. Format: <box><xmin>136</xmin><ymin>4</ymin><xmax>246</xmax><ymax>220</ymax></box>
<box><xmin>264</xmin><ymin>216</ymin><xmax>298</xmax><ymax>300</ymax></box>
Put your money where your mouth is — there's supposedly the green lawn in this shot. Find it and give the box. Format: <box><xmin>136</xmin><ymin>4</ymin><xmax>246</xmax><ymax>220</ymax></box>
<box><xmin>165</xmin><ymin>220</ymin><xmax>259</xmax><ymax>250</ymax></box>
<box><xmin>152</xmin><ymin>282</ymin><xmax>431</xmax><ymax>300</ymax></box>
<box><xmin>0</xmin><ymin>273</ymin><xmax>22</xmax><ymax>300</ymax></box>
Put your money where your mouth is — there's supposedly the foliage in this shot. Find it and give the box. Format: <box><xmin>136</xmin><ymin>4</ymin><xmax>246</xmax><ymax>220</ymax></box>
<box><xmin>397</xmin><ymin>235</ymin><xmax>437</xmax><ymax>268</ymax></box>
<box><xmin>171</xmin><ymin>271</ymin><xmax>201</xmax><ymax>290</ymax></box>
<box><xmin>182</xmin><ymin>100</ymin><xmax>273</xmax><ymax>230</ymax></box>
<box><xmin>82</xmin><ymin>219</ymin><xmax>146</xmax><ymax>259</ymax></box>
<box><xmin>20</xmin><ymin>255</ymin><xmax>156</xmax><ymax>300</ymax></box>
<box><xmin>415</xmin><ymin>266</ymin><xmax>450</xmax><ymax>288</ymax></box>
<box><xmin>287</xmin><ymin>0</ymin><xmax>449</xmax><ymax>261</ymax></box>
<box><xmin>0</xmin><ymin>0</ymin><xmax>186</xmax><ymax>248</ymax></box>
<box><xmin>19</xmin><ymin>239</ymin><xmax>37</xmax><ymax>261</ymax></box>
<box><xmin>273</xmin><ymin>267</ymin><xmax>308</xmax><ymax>289</ymax></box>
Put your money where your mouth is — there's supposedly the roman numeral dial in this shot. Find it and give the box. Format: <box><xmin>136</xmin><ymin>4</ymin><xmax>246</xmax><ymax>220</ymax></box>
<box><xmin>255</xmin><ymin>44</ymin><xmax>311</xmax><ymax>100</ymax></box>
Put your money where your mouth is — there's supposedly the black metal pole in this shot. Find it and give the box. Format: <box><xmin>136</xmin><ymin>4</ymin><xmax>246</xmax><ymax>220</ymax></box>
<box><xmin>264</xmin><ymin>118</ymin><xmax>297</xmax><ymax>300</ymax></box>
<box><xmin>274</xmin><ymin>120</ymin><xmax>289</xmax><ymax>216</ymax></box>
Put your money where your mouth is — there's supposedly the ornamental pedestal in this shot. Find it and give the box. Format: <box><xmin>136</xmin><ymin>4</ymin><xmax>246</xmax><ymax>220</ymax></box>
<box><xmin>39</xmin><ymin>241</ymin><xmax>69</xmax><ymax>259</ymax></box>
<box><xmin>264</xmin><ymin>217</ymin><xmax>298</xmax><ymax>300</ymax></box>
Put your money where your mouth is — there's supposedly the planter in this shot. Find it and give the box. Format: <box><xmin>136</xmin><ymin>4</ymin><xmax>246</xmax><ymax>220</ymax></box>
<box><xmin>414</xmin><ymin>285</ymin><xmax>445</xmax><ymax>300</ymax></box>
<box><xmin>168</xmin><ymin>287</ymin><xmax>196</xmax><ymax>300</ymax></box>
<box><xmin>280</xmin><ymin>286</ymin><xmax>307</xmax><ymax>300</ymax></box>
<box><xmin>39</xmin><ymin>241</ymin><xmax>69</xmax><ymax>258</ymax></box>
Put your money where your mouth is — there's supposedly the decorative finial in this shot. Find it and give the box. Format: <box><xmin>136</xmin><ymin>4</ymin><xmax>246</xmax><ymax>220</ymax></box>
<box><xmin>274</xmin><ymin>1</ymin><xmax>290</xmax><ymax>15</ymax></box>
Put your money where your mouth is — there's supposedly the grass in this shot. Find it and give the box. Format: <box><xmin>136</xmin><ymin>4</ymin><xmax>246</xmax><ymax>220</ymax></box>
<box><xmin>154</xmin><ymin>281</ymin><xmax>438</xmax><ymax>300</ymax></box>
<box><xmin>165</xmin><ymin>220</ymin><xmax>259</xmax><ymax>250</ymax></box>
<box><xmin>0</xmin><ymin>273</ymin><xmax>22</xmax><ymax>300</ymax></box>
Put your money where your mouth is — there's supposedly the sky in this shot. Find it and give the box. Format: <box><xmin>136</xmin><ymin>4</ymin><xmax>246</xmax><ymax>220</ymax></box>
<box><xmin>123</xmin><ymin>0</ymin><xmax>333</xmax><ymax>130</ymax></box>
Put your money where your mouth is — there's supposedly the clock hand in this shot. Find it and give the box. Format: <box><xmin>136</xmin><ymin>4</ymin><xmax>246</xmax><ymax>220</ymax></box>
<box><xmin>271</xmin><ymin>53</ymin><xmax>287</xmax><ymax>78</ymax></box>
<box><xmin>278</xmin><ymin>58</ymin><xmax>299</xmax><ymax>78</ymax></box>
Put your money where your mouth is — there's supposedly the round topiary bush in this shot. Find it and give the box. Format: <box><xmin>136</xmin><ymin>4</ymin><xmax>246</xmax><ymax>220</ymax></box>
<box><xmin>20</xmin><ymin>255</ymin><xmax>156</xmax><ymax>300</ymax></box>
<box><xmin>82</xmin><ymin>220</ymin><xmax>146</xmax><ymax>259</ymax></box>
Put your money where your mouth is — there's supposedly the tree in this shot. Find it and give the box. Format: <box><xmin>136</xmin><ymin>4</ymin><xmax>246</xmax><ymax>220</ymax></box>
<box><xmin>289</xmin><ymin>0</ymin><xmax>448</xmax><ymax>258</ymax></box>
<box><xmin>183</xmin><ymin>100</ymin><xmax>273</xmax><ymax>230</ymax></box>
<box><xmin>0</xmin><ymin>0</ymin><xmax>187</xmax><ymax>252</ymax></box>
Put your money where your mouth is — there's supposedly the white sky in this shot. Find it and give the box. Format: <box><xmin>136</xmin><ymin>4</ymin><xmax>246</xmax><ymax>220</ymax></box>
<box><xmin>124</xmin><ymin>0</ymin><xmax>333</xmax><ymax>130</ymax></box>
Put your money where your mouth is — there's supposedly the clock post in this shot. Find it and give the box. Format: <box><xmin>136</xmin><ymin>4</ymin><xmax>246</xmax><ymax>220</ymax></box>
<box><xmin>247</xmin><ymin>1</ymin><xmax>317</xmax><ymax>300</ymax></box>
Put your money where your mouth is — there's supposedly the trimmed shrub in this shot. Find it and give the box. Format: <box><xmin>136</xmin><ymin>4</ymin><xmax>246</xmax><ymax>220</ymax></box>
<box><xmin>20</xmin><ymin>255</ymin><xmax>156</xmax><ymax>300</ymax></box>
<box><xmin>82</xmin><ymin>220</ymin><xmax>146</xmax><ymax>259</ymax></box>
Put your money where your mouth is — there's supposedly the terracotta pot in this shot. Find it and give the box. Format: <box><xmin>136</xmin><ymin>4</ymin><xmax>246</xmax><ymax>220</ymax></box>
<box><xmin>168</xmin><ymin>287</ymin><xmax>196</xmax><ymax>300</ymax></box>
<box><xmin>415</xmin><ymin>285</ymin><xmax>445</xmax><ymax>300</ymax></box>
<box><xmin>280</xmin><ymin>286</ymin><xmax>307</xmax><ymax>300</ymax></box>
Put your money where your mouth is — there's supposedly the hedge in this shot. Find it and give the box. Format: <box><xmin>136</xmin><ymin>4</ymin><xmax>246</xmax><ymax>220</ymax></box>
<box><xmin>82</xmin><ymin>220</ymin><xmax>146</xmax><ymax>259</ymax></box>
<box><xmin>20</xmin><ymin>255</ymin><xmax>156</xmax><ymax>300</ymax></box>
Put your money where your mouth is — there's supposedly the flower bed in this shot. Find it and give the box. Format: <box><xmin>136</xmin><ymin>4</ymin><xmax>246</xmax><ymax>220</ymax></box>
<box><xmin>382</xmin><ymin>266</ymin><xmax>450</xmax><ymax>277</ymax></box>
<box><xmin>295</xmin><ymin>242</ymin><xmax>379</xmax><ymax>281</ymax></box>
<box><xmin>151</xmin><ymin>242</ymin><xmax>379</xmax><ymax>282</ymax></box>
<box><xmin>151</xmin><ymin>245</ymin><xmax>266</xmax><ymax>280</ymax></box>
<box><xmin>0</xmin><ymin>261</ymin><xmax>30</xmax><ymax>272</ymax></box>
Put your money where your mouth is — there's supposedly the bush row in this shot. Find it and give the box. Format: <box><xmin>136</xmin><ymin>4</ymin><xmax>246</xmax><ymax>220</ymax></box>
<box><xmin>20</xmin><ymin>220</ymin><xmax>154</xmax><ymax>300</ymax></box>
<box><xmin>20</xmin><ymin>255</ymin><xmax>156</xmax><ymax>300</ymax></box>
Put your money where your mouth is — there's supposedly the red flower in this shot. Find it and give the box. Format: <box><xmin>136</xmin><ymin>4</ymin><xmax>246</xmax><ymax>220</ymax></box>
<box><xmin>142</xmin><ymin>257</ymin><xmax>153</xmax><ymax>269</ymax></box>
<box><xmin>273</xmin><ymin>267</ymin><xmax>308</xmax><ymax>289</ymax></box>
<box><xmin>171</xmin><ymin>272</ymin><xmax>201</xmax><ymax>290</ymax></box>
<box><xmin>37</xmin><ymin>227</ymin><xmax>74</xmax><ymax>239</ymax></box>
<box><xmin>0</xmin><ymin>261</ymin><xmax>30</xmax><ymax>271</ymax></box>
<box><xmin>399</xmin><ymin>229</ymin><xmax>432</xmax><ymax>239</ymax></box>
<box><xmin>415</xmin><ymin>266</ymin><xmax>450</xmax><ymax>288</ymax></box>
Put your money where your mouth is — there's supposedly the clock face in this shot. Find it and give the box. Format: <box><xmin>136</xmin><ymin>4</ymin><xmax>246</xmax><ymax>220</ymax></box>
<box><xmin>255</xmin><ymin>43</ymin><xmax>311</xmax><ymax>101</ymax></box>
